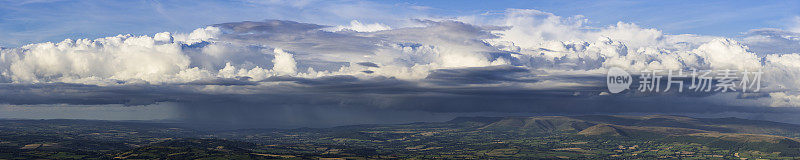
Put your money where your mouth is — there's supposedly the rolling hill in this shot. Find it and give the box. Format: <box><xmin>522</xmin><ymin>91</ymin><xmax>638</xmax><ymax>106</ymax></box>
<box><xmin>5</xmin><ymin>115</ymin><xmax>800</xmax><ymax>159</ymax></box>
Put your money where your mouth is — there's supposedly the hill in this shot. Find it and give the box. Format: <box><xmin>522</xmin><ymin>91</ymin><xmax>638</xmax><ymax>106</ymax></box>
<box><xmin>5</xmin><ymin>115</ymin><xmax>800</xmax><ymax>159</ymax></box>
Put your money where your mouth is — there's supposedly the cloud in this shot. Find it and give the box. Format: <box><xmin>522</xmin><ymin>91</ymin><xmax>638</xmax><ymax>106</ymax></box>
<box><xmin>3</xmin><ymin>8</ymin><xmax>800</xmax><ymax>127</ymax></box>
<box><xmin>692</xmin><ymin>38</ymin><xmax>761</xmax><ymax>71</ymax></box>
<box><xmin>741</xmin><ymin>28</ymin><xmax>800</xmax><ymax>55</ymax></box>
<box><xmin>1</xmin><ymin>34</ymin><xmax>192</xmax><ymax>84</ymax></box>
<box><xmin>325</xmin><ymin>20</ymin><xmax>392</xmax><ymax>32</ymax></box>
<box><xmin>424</xmin><ymin>66</ymin><xmax>533</xmax><ymax>85</ymax></box>
<box><xmin>763</xmin><ymin>53</ymin><xmax>800</xmax><ymax>89</ymax></box>
<box><xmin>271</xmin><ymin>48</ymin><xmax>298</xmax><ymax>75</ymax></box>
<box><xmin>770</xmin><ymin>92</ymin><xmax>800</xmax><ymax>107</ymax></box>
<box><xmin>790</xmin><ymin>16</ymin><xmax>800</xmax><ymax>33</ymax></box>
<box><xmin>0</xmin><ymin>0</ymin><xmax>434</xmax><ymax>48</ymax></box>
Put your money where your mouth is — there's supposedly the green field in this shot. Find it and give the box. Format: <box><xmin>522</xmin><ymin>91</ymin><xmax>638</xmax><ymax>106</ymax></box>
<box><xmin>3</xmin><ymin>115</ymin><xmax>800</xmax><ymax>159</ymax></box>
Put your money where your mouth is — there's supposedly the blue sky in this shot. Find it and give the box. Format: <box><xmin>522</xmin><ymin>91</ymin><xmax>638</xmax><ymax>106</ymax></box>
<box><xmin>1</xmin><ymin>0</ymin><xmax>799</xmax><ymax>47</ymax></box>
<box><xmin>398</xmin><ymin>0</ymin><xmax>800</xmax><ymax>34</ymax></box>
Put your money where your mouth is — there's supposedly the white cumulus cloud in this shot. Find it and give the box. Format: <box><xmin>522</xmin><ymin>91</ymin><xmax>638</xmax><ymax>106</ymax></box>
<box><xmin>271</xmin><ymin>48</ymin><xmax>297</xmax><ymax>75</ymax></box>
<box><xmin>2</xmin><ymin>9</ymin><xmax>800</xmax><ymax>109</ymax></box>
<box><xmin>325</xmin><ymin>20</ymin><xmax>392</xmax><ymax>32</ymax></box>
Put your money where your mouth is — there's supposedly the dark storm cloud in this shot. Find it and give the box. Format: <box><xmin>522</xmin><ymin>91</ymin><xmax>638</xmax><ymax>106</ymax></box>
<box><xmin>425</xmin><ymin>66</ymin><xmax>533</xmax><ymax>85</ymax></box>
<box><xmin>214</xmin><ymin>20</ymin><xmax>327</xmax><ymax>34</ymax></box>
<box><xmin>0</xmin><ymin>71</ymin><xmax>792</xmax><ymax>128</ymax></box>
<box><xmin>356</xmin><ymin>62</ymin><xmax>379</xmax><ymax>68</ymax></box>
<box><xmin>184</xmin><ymin>78</ymin><xmax>259</xmax><ymax>86</ymax></box>
<box><xmin>2</xmin><ymin>17</ymin><xmax>798</xmax><ymax>128</ymax></box>
<box><xmin>0</xmin><ymin>83</ymin><xmax>182</xmax><ymax>106</ymax></box>
<box><xmin>0</xmin><ymin>66</ymin><xmax>782</xmax><ymax>114</ymax></box>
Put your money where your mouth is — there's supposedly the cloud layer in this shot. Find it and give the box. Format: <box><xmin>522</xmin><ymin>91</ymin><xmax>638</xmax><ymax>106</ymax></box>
<box><xmin>3</xmin><ymin>9</ymin><xmax>800</xmax><ymax>127</ymax></box>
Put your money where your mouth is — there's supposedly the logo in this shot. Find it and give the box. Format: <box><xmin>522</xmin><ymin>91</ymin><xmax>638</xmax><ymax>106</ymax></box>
<box><xmin>607</xmin><ymin>67</ymin><xmax>632</xmax><ymax>93</ymax></box>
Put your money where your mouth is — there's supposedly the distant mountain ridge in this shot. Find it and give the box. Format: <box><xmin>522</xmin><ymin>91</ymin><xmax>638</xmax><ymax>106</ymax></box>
<box><xmin>452</xmin><ymin>115</ymin><xmax>800</xmax><ymax>143</ymax></box>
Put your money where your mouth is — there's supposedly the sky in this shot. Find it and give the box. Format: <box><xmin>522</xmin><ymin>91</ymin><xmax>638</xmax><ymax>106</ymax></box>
<box><xmin>2</xmin><ymin>0</ymin><xmax>799</xmax><ymax>47</ymax></box>
<box><xmin>2</xmin><ymin>0</ymin><xmax>800</xmax><ymax>128</ymax></box>
<box><xmin>384</xmin><ymin>0</ymin><xmax>800</xmax><ymax>35</ymax></box>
